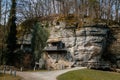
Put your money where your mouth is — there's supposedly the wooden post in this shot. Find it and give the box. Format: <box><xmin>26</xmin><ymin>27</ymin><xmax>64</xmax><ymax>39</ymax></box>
<box><xmin>20</xmin><ymin>67</ymin><xmax>23</xmax><ymax>72</ymax></box>
<box><xmin>14</xmin><ymin>70</ymin><xmax>16</xmax><ymax>77</ymax></box>
<box><xmin>34</xmin><ymin>66</ymin><xmax>36</xmax><ymax>71</ymax></box>
<box><xmin>10</xmin><ymin>69</ymin><xmax>12</xmax><ymax>75</ymax></box>
<box><xmin>3</xmin><ymin>68</ymin><xmax>6</xmax><ymax>74</ymax></box>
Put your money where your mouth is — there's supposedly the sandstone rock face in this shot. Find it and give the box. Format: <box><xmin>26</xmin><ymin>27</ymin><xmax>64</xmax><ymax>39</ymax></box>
<box><xmin>108</xmin><ymin>26</ymin><xmax>120</xmax><ymax>68</ymax></box>
<box><xmin>47</xmin><ymin>23</ymin><xmax>112</xmax><ymax>68</ymax></box>
<box><xmin>44</xmin><ymin>52</ymin><xmax>73</xmax><ymax>70</ymax></box>
<box><xmin>109</xmin><ymin>26</ymin><xmax>120</xmax><ymax>54</ymax></box>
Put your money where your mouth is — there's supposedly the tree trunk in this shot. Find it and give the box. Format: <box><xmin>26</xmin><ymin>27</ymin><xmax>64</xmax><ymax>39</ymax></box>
<box><xmin>115</xmin><ymin>0</ymin><xmax>119</xmax><ymax>22</ymax></box>
<box><xmin>6</xmin><ymin>0</ymin><xmax>17</xmax><ymax>65</ymax></box>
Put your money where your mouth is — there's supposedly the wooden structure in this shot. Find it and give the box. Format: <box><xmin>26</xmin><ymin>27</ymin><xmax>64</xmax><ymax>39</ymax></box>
<box><xmin>43</xmin><ymin>38</ymin><xmax>72</xmax><ymax>70</ymax></box>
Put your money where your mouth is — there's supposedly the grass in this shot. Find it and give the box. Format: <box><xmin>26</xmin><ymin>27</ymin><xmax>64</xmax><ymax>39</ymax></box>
<box><xmin>57</xmin><ymin>69</ymin><xmax>120</xmax><ymax>80</ymax></box>
<box><xmin>0</xmin><ymin>73</ymin><xmax>22</xmax><ymax>80</ymax></box>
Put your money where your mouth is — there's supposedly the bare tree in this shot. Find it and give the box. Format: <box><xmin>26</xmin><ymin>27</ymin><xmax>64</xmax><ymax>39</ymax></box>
<box><xmin>115</xmin><ymin>0</ymin><xmax>120</xmax><ymax>22</ymax></box>
<box><xmin>15</xmin><ymin>0</ymin><xmax>120</xmax><ymax>24</ymax></box>
<box><xmin>0</xmin><ymin>0</ymin><xmax>1</xmax><ymax>23</ymax></box>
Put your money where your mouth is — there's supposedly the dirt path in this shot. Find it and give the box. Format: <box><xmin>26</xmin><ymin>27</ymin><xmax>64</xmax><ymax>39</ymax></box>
<box><xmin>17</xmin><ymin>67</ymin><xmax>86</xmax><ymax>80</ymax></box>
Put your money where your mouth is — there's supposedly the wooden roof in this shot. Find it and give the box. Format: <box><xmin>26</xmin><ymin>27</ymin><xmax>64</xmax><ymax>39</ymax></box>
<box><xmin>47</xmin><ymin>38</ymin><xmax>61</xmax><ymax>43</ymax></box>
<box><xmin>44</xmin><ymin>46</ymin><xmax>67</xmax><ymax>52</ymax></box>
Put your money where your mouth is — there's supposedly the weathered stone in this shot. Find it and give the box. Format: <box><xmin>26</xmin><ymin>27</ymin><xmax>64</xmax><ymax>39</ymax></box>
<box><xmin>44</xmin><ymin>22</ymin><xmax>118</xmax><ymax>69</ymax></box>
<box><xmin>76</xmin><ymin>27</ymin><xmax>108</xmax><ymax>37</ymax></box>
<box><xmin>44</xmin><ymin>52</ymin><xmax>73</xmax><ymax>70</ymax></box>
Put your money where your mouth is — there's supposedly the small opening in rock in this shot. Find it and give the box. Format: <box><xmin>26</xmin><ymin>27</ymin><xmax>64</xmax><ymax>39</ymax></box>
<box><xmin>56</xmin><ymin>22</ymin><xmax>60</xmax><ymax>25</ymax></box>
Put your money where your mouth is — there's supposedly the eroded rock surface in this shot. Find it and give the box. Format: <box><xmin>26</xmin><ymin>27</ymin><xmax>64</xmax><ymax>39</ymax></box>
<box><xmin>47</xmin><ymin>23</ymin><xmax>112</xmax><ymax>68</ymax></box>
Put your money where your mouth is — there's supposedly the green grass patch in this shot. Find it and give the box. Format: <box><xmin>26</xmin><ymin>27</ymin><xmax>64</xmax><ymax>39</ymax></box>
<box><xmin>0</xmin><ymin>73</ymin><xmax>22</xmax><ymax>80</ymax></box>
<box><xmin>57</xmin><ymin>69</ymin><xmax>120</xmax><ymax>80</ymax></box>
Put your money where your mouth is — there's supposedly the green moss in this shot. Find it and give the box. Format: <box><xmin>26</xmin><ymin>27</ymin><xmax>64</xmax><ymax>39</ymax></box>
<box><xmin>57</xmin><ymin>14</ymin><xmax>78</xmax><ymax>27</ymax></box>
<box><xmin>93</xmin><ymin>18</ymin><xmax>120</xmax><ymax>26</ymax></box>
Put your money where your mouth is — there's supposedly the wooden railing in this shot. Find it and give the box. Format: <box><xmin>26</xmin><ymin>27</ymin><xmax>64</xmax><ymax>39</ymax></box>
<box><xmin>44</xmin><ymin>46</ymin><xmax>67</xmax><ymax>51</ymax></box>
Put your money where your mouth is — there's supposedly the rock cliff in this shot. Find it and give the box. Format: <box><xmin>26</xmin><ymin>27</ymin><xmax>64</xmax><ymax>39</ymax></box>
<box><xmin>45</xmin><ymin>20</ymin><xmax>120</xmax><ymax>68</ymax></box>
<box><xmin>108</xmin><ymin>25</ymin><xmax>120</xmax><ymax>68</ymax></box>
